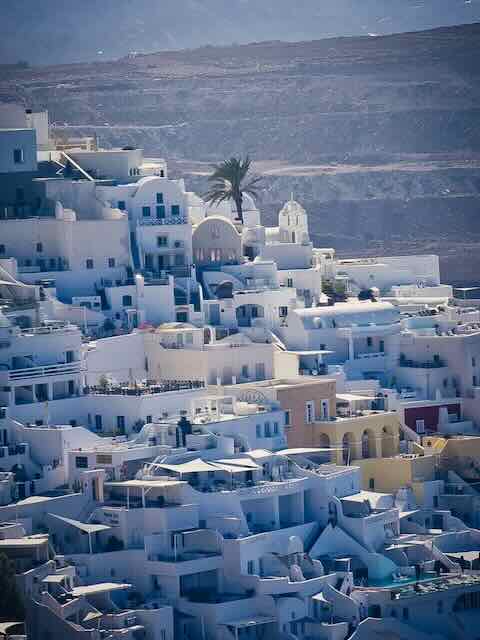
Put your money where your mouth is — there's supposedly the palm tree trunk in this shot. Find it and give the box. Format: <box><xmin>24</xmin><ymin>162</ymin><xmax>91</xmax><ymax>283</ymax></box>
<box><xmin>234</xmin><ymin>194</ymin><xmax>243</xmax><ymax>223</ymax></box>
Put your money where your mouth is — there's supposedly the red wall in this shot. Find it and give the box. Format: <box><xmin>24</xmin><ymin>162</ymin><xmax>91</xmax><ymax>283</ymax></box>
<box><xmin>405</xmin><ymin>403</ymin><xmax>461</xmax><ymax>433</ymax></box>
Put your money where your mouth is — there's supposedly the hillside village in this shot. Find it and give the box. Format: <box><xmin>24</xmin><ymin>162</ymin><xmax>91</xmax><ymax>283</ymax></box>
<box><xmin>1</xmin><ymin>103</ymin><xmax>480</xmax><ymax>639</ymax></box>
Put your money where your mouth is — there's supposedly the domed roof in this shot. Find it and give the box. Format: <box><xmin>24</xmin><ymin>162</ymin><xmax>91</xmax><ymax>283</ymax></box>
<box><xmin>216</xmin><ymin>280</ymin><xmax>234</xmax><ymax>299</ymax></box>
<box><xmin>279</xmin><ymin>199</ymin><xmax>306</xmax><ymax>218</ymax></box>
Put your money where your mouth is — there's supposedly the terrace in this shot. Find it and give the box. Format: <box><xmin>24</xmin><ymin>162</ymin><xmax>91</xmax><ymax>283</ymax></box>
<box><xmin>85</xmin><ymin>379</ymin><xmax>205</xmax><ymax>396</ymax></box>
<box><xmin>399</xmin><ymin>355</ymin><xmax>446</xmax><ymax>369</ymax></box>
<box><xmin>391</xmin><ymin>573</ymin><xmax>480</xmax><ymax>600</ymax></box>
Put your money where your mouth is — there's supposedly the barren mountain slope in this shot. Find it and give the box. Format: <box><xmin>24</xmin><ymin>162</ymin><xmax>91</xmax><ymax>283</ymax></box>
<box><xmin>2</xmin><ymin>24</ymin><xmax>480</xmax><ymax>283</ymax></box>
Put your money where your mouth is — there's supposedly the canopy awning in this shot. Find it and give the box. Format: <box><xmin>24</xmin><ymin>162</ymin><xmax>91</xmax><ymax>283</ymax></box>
<box><xmin>49</xmin><ymin>513</ymin><xmax>111</xmax><ymax>534</ymax></box>
<box><xmin>42</xmin><ymin>574</ymin><xmax>67</xmax><ymax>584</ymax></box>
<box><xmin>246</xmin><ymin>449</ymin><xmax>275</xmax><ymax>460</ymax></box>
<box><xmin>221</xmin><ymin>615</ymin><xmax>276</xmax><ymax>629</ymax></box>
<box><xmin>105</xmin><ymin>479</ymin><xmax>185</xmax><ymax>489</ymax></box>
<box><xmin>211</xmin><ymin>462</ymin><xmax>254</xmax><ymax>474</ymax></box>
<box><xmin>277</xmin><ymin>447</ymin><xmax>338</xmax><ymax>456</ymax></box>
<box><xmin>83</xmin><ymin>611</ymin><xmax>103</xmax><ymax>622</ymax></box>
<box><xmin>71</xmin><ymin>582</ymin><xmax>131</xmax><ymax>597</ymax></box>
<box><xmin>398</xmin><ymin>510</ymin><xmax>421</xmax><ymax>520</ymax></box>
<box><xmin>336</xmin><ymin>393</ymin><xmax>374</xmax><ymax>403</ymax></box>
<box><xmin>445</xmin><ymin>551</ymin><xmax>480</xmax><ymax>563</ymax></box>
<box><xmin>312</xmin><ymin>592</ymin><xmax>332</xmax><ymax>605</ymax></box>
<box><xmin>159</xmin><ymin>458</ymin><xmax>218</xmax><ymax>474</ymax></box>
<box><xmin>214</xmin><ymin>458</ymin><xmax>261</xmax><ymax>469</ymax></box>
<box><xmin>285</xmin><ymin>350</ymin><xmax>334</xmax><ymax>356</ymax></box>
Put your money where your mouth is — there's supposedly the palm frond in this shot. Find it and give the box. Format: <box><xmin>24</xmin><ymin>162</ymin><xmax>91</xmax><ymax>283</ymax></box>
<box><xmin>204</xmin><ymin>156</ymin><xmax>263</xmax><ymax>213</ymax></box>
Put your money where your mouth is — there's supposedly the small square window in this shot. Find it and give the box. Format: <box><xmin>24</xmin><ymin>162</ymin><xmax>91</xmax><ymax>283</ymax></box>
<box><xmin>142</xmin><ymin>206</ymin><xmax>151</xmax><ymax>217</ymax></box>
<box><xmin>0</xmin><ymin>245</ymin><xmax>5</xmax><ymax>255</ymax></box>
<box><xmin>117</xmin><ymin>201</ymin><xmax>126</xmax><ymax>211</ymax></box>
<box><xmin>13</xmin><ymin>148</ymin><xmax>24</xmax><ymax>164</ymax></box>
<box><xmin>156</xmin><ymin>193</ymin><xmax>164</xmax><ymax>204</ymax></box>
<box><xmin>36</xmin><ymin>242</ymin><xmax>43</xmax><ymax>253</ymax></box>
<box><xmin>86</xmin><ymin>259</ymin><xmax>94</xmax><ymax>269</ymax></box>
<box><xmin>157</xmin><ymin>236</ymin><xmax>168</xmax><ymax>247</ymax></box>
<box><xmin>75</xmin><ymin>456</ymin><xmax>88</xmax><ymax>469</ymax></box>
<box><xmin>108</xmin><ymin>257</ymin><xmax>115</xmax><ymax>268</ymax></box>
<box><xmin>279</xmin><ymin>306</ymin><xmax>288</xmax><ymax>318</ymax></box>
<box><xmin>122</xmin><ymin>295</ymin><xmax>133</xmax><ymax>307</ymax></box>
<box><xmin>171</xmin><ymin>204</ymin><xmax>180</xmax><ymax>216</ymax></box>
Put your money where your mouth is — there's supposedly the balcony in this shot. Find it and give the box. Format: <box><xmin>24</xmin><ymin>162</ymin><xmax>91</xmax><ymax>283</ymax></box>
<box><xmin>356</xmin><ymin>351</ymin><xmax>385</xmax><ymax>361</ymax></box>
<box><xmin>85</xmin><ymin>379</ymin><xmax>205</xmax><ymax>396</ymax></box>
<box><xmin>138</xmin><ymin>214</ymin><xmax>187</xmax><ymax>226</ymax></box>
<box><xmin>8</xmin><ymin>361</ymin><xmax>83</xmax><ymax>381</ymax></box>
<box><xmin>144</xmin><ymin>265</ymin><xmax>192</xmax><ymax>279</ymax></box>
<box><xmin>147</xmin><ymin>551</ymin><xmax>223</xmax><ymax>576</ymax></box>
<box><xmin>20</xmin><ymin>322</ymin><xmax>79</xmax><ymax>336</ymax></box>
<box><xmin>0</xmin><ymin>299</ymin><xmax>37</xmax><ymax>313</ymax></box>
<box><xmin>399</xmin><ymin>357</ymin><xmax>446</xmax><ymax>369</ymax></box>
<box><xmin>0</xmin><ymin>443</ymin><xmax>28</xmax><ymax>459</ymax></box>
<box><xmin>18</xmin><ymin>257</ymin><xmax>70</xmax><ymax>274</ymax></box>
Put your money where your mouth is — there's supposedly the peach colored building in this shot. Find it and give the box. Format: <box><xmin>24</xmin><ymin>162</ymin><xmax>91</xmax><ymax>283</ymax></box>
<box><xmin>220</xmin><ymin>376</ymin><xmax>337</xmax><ymax>448</ymax></box>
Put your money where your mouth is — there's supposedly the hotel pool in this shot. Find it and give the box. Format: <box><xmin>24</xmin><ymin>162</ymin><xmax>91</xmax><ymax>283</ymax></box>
<box><xmin>367</xmin><ymin>573</ymin><xmax>436</xmax><ymax>588</ymax></box>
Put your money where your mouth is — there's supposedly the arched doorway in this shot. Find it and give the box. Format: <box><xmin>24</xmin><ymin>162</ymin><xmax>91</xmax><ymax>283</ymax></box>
<box><xmin>318</xmin><ymin>433</ymin><xmax>330</xmax><ymax>449</ymax></box>
<box><xmin>317</xmin><ymin>433</ymin><xmax>331</xmax><ymax>462</ymax></box>
<box><xmin>342</xmin><ymin>432</ymin><xmax>356</xmax><ymax>464</ymax></box>
<box><xmin>362</xmin><ymin>429</ymin><xmax>376</xmax><ymax>459</ymax></box>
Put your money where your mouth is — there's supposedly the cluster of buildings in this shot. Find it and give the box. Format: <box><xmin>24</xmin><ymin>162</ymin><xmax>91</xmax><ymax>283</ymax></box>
<box><xmin>0</xmin><ymin>102</ymin><xmax>480</xmax><ymax>639</ymax></box>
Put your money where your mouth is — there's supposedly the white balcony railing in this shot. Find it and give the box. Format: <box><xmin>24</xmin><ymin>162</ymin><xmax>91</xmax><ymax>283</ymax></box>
<box><xmin>356</xmin><ymin>352</ymin><xmax>385</xmax><ymax>360</ymax></box>
<box><xmin>8</xmin><ymin>361</ymin><xmax>83</xmax><ymax>381</ymax></box>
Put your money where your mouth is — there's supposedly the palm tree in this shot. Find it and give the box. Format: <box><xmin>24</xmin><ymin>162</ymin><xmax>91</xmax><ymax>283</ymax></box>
<box><xmin>204</xmin><ymin>156</ymin><xmax>263</xmax><ymax>223</ymax></box>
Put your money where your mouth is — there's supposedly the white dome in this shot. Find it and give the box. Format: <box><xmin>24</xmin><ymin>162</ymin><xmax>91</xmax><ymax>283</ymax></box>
<box><xmin>279</xmin><ymin>199</ymin><xmax>306</xmax><ymax>219</ymax></box>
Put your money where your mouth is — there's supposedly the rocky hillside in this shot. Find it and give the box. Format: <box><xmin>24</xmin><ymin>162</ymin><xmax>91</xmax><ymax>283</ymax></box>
<box><xmin>2</xmin><ymin>0</ymin><xmax>480</xmax><ymax>65</ymax></box>
<box><xmin>2</xmin><ymin>23</ymin><xmax>480</xmax><ymax>284</ymax></box>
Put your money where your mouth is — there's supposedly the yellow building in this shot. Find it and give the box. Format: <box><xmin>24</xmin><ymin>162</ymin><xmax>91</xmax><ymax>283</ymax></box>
<box><xmin>423</xmin><ymin>435</ymin><xmax>480</xmax><ymax>482</ymax></box>
<box><xmin>312</xmin><ymin>411</ymin><xmax>402</xmax><ymax>465</ymax></box>
<box><xmin>355</xmin><ymin>453</ymin><xmax>437</xmax><ymax>500</ymax></box>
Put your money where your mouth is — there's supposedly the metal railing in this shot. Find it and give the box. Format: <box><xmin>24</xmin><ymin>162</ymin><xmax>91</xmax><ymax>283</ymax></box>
<box><xmin>9</xmin><ymin>361</ymin><xmax>83</xmax><ymax>381</ymax></box>
<box><xmin>138</xmin><ymin>214</ymin><xmax>187</xmax><ymax>226</ymax></box>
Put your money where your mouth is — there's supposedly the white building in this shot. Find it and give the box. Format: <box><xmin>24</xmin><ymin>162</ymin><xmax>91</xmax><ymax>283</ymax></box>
<box><xmin>145</xmin><ymin>323</ymin><xmax>276</xmax><ymax>385</ymax></box>
<box><xmin>277</xmin><ymin>301</ymin><xmax>401</xmax><ymax>381</ymax></box>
